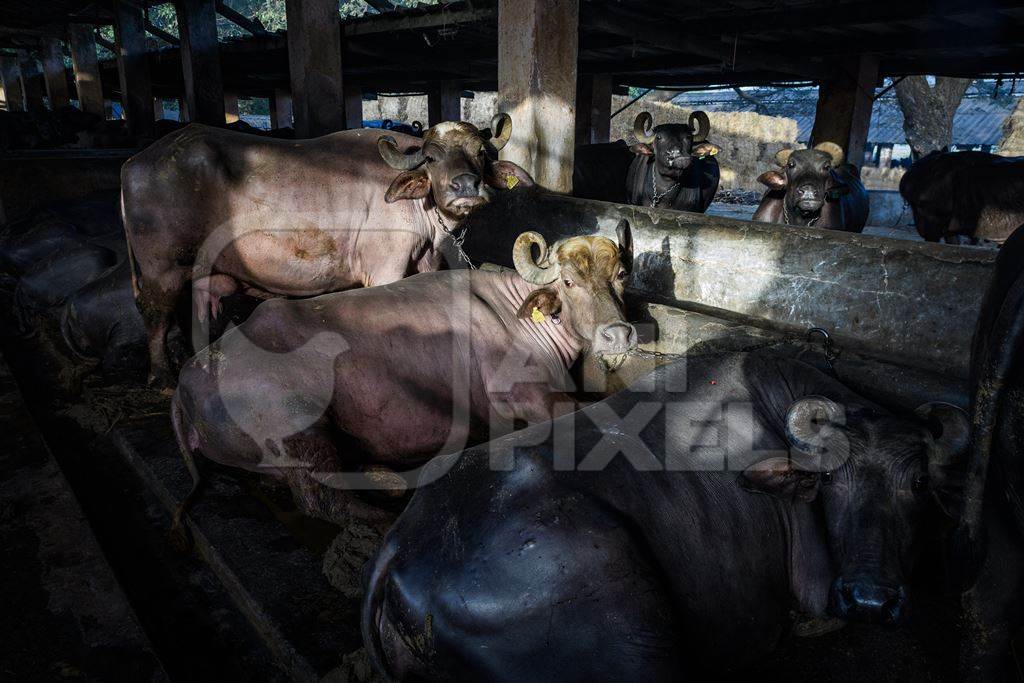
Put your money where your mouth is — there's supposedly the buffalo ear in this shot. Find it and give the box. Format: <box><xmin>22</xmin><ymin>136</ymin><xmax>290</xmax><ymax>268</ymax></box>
<box><xmin>384</xmin><ymin>170</ymin><xmax>431</xmax><ymax>203</ymax></box>
<box><xmin>758</xmin><ymin>170</ymin><xmax>787</xmax><ymax>191</ymax></box>
<box><xmin>629</xmin><ymin>143</ymin><xmax>654</xmax><ymax>156</ymax></box>
<box><xmin>741</xmin><ymin>457</ymin><xmax>820</xmax><ymax>502</ymax></box>
<box><xmin>692</xmin><ymin>142</ymin><xmax>720</xmax><ymax>158</ymax></box>
<box><xmin>486</xmin><ymin>161</ymin><xmax>535</xmax><ymax>190</ymax></box>
<box><xmin>516</xmin><ymin>288</ymin><xmax>561</xmax><ymax>320</ymax></box>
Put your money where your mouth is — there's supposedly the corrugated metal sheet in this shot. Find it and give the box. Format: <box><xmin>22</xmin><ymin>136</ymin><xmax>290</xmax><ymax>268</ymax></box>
<box><xmin>672</xmin><ymin>83</ymin><xmax>1019</xmax><ymax>146</ymax></box>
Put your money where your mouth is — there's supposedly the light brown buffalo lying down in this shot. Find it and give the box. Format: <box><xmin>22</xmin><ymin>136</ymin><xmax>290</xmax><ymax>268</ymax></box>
<box><xmin>170</xmin><ymin>225</ymin><xmax>637</xmax><ymax>533</ymax></box>
<box><xmin>121</xmin><ymin>116</ymin><xmax>534</xmax><ymax>388</ymax></box>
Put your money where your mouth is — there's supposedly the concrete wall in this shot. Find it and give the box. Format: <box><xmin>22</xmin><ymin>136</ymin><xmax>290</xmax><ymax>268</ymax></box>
<box><xmin>462</xmin><ymin>192</ymin><xmax>995</xmax><ymax>382</ymax></box>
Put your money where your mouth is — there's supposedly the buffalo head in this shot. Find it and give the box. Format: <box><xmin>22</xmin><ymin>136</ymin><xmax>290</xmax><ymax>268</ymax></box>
<box><xmin>629</xmin><ymin>110</ymin><xmax>719</xmax><ymax>177</ymax></box>
<box><xmin>742</xmin><ymin>398</ymin><xmax>969</xmax><ymax>625</ymax></box>
<box><xmin>511</xmin><ymin>221</ymin><xmax>638</xmax><ymax>370</ymax></box>
<box><xmin>378</xmin><ymin>114</ymin><xmax>535</xmax><ymax>219</ymax></box>
<box><xmin>758</xmin><ymin>144</ymin><xmax>848</xmax><ymax>221</ymax></box>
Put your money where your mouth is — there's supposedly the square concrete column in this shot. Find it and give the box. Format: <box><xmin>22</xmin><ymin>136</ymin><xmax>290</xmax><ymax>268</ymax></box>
<box><xmin>68</xmin><ymin>24</ymin><xmax>105</xmax><ymax>118</ymax></box>
<box><xmin>175</xmin><ymin>0</ymin><xmax>225</xmax><ymax>125</ymax></box>
<box><xmin>428</xmin><ymin>81</ymin><xmax>461</xmax><ymax>126</ymax></box>
<box><xmin>809</xmin><ymin>55</ymin><xmax>879</xmax><ymax>168</ymax></box>
<box><xmin>17</xmin><ymin>51</ymin><xmax>47</xmax><ymax>111</ymax></box>
<box><xmin>574</xmin><ymin>74</ymin><xmax>612</xmax><ymax>145</ymax></box>
<box><xmin>0</xmin><ymin>55</ymin><xmax>25</xmax><ymax>112</ymax></box>
<box><xmin>343</xmin><ymin>84</ymin><xmax>363</xmax><ymax>129</ymax></box>
<box><xmin>497</xmin><ymin>0</ymin><xmax>579</xmax><ymax>192</ymax></box>
<box><xmin>270</xmin><ymin>88</ymin><xmax>293</xmax><ymax>129</ymax></box>
<box><xmin>41</xmin><ymin>37</ymin><xmax>71</xmax><ymax>109</ymax></box>
<box><xmin>224</xmin><ymin>93</ymin><xmax>239</xmax><ymax>123</ymax></box>
<box><xmin>285</xmin><ymin>0</ymin><xmax>345</xmax><ymax>137</ymax></box>
<box><xmin>113</xmin><ymin>0</ymin><xmax>155</xmax><ymax>137</ymax></box>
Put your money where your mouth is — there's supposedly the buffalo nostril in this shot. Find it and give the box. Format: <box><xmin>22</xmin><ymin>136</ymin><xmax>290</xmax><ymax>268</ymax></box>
<box><xmin>450</xmin><ymin>173</ymin><xmax>480</xmax><ymax>196</ymax></box>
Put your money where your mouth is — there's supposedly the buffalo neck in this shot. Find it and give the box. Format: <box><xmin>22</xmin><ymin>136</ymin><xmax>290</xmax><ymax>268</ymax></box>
<box><xmin>488</xmin><ymin>270</ymin><xmax>584</xmax><ymax>370</ymax></box>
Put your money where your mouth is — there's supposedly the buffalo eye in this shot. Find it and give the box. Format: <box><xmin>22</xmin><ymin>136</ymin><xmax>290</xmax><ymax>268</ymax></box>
<box><xmin>425</xmin><ymin>155</ymin><xmax>436</xmax><ymax>164</ymax></box>
<box><xmin>820</xmin><ymin>471</ymin><xmax>834</xmax><ymax>485</ymax></box>
<box><xmin>912</xmin><ymin>474</ymin><xmax>930</xmax><ymax>493</ymax></box>
<box><xmin>788</xmin><ymin>160</ymin><xmax>796</xmax><ymax>168</ymax></box>
<box><xmin>617</xmin><ymin>270</ymin><xmax>627</xmax><ymax>281</ymax></box>
<box><xmin>563</xmin><ymin>278</ymin><xmax>573</xmax><ymax>288</ymax></box>
<box><xmin>823</xmin><ymin>163</ymin><xmax>831</xmax><ymax>172</ymax></box>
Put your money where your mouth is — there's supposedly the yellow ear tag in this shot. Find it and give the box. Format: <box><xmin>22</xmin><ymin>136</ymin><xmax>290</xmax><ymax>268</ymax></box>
<box><xmin>709</xmin><ymin>148</ymin><xmax>719</xmax><ymax>156</ymax></box>
<box><xmin>506</xmin><ymin>174</ymin><xmax>520</xmax><ymax>190</ymax></box>
<box><xmin>531</xmin><ymin>306</ymin><xmax>546</xmax><ymax>323</ymax></box>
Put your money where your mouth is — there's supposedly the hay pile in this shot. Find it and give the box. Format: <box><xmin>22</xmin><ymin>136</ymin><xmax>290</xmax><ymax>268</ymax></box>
<box><xmin>362</xmin><ymin>92</ymin><xmax>801</xmax><ymax>191</ymax></box>
<box><xmin>997</xmin><ymin>96</ymin><xmax>1024</xmax><ymax>157</ymax></box>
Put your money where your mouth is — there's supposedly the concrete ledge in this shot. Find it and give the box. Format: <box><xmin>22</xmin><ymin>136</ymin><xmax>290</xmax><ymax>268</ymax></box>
<box><xmin>464</xmin><ymin>193</ymin><xmax>994</xmax><ymax>381</ymax></box>
<box><xmin>110</xmin><ymin>416</ymin><xmax>356</xmax><ymax>682</ymax></box>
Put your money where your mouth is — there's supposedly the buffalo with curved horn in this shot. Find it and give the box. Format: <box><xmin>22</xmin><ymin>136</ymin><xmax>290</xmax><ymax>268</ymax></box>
<box><xmin>573</xmin><ymin>109</ymin><xmax>720</xmax><ymax>212</ymax></box>
<box><xmin>752</xmin><ymin>142</ymin><xmax>869</xmax><ymax>232</ymax></box>
<box><xmin>122</xmin><ymin>114</ymin><xmax>534</xmax><ymax>388</ymax></box>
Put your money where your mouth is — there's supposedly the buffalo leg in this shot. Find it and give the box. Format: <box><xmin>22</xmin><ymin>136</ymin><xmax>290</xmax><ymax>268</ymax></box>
<box><xmin>960</xmin><ymin>510</ymin><xmax>1024</xmax><ymax>680</ymax></box>
<box><xmin>138</xmin><ymin>268</ymin><xmax>188</xmax><ymax>389</ymax></box>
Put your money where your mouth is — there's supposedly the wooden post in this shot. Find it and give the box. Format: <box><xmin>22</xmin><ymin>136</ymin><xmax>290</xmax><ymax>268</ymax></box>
<box><xmin>113</xmin><ymin>0</ymin><xmax>155</xmax><ymax>137</ymax></box>
<box><xmin>270</xmin><ymin>88</ymin><xmax>293</xmax><ymax>129</ymax></box>
<box><xmin>285</xmin><ymin>0</ymin><xmax>345</xmax><ymax>137</ymax></box>
<box><xmin>41</xmin><ymin>37</ymin><xmax>71</xmax><ymax>109</ymax></box>
<box><xmin>0</xmin><ymin>55</ymin><xmax>25</xmax><ymax>112</ymax></box>
<box><xmin>17</xmin><ymin>50</ymin><xmax>47</xmax><ymax>111</ymax></box>
<box><xmin>68</xmin><ymin>24</ymin><xmax>105</xmax><ymax>118</ymax></box>
<box><xmin>497</xmin><ymin>0</ymin><xmax>579</xmax><ymax>192</ymax></box>
<box><xmin>809</xmin><ymin>55</ymin><xmax>879</xmax><ymax>168</ymax></box>
<box><xmin>154</xmin><ymin>97</ymin><xmax>165</xmax><ymax>120</ymax></box>
<box><xmin>344</xmin><ymin>84</ymin><xmax>363</xmax><ymax>129</ymax></box>
<box><xmin>590</xmin><ymin>74</ymin><xmax>611</xmax><ymax>143</ymax></box>
<box><xmin>575</xmin><ymin>74</ymin><xmax>593</xmax><ymax>146</ymax></box>
<box><xmin>175</xmin><ymin>0</ymin><xmax>225</xmax><ymax>125</ymax></box>
<box><xmin>428</xmin><ymin>81</ymin><xmax>461</xmax><ymax>126</ymax></box>
<box><xmin>224</xmin><ymin>93</ymin><xmax>239</xmax><ymax>123</ymax></box>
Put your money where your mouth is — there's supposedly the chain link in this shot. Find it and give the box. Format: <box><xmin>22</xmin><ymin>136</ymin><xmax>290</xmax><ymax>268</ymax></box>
<box><xmin>649</xmin><ymin>166</ymin><xmax>680</xmax><ymax>208</ymax></box>
<box><xmin>435</xmin><ymin>208</ymin><xmax>476</xmax><ymax>269</ymax></box>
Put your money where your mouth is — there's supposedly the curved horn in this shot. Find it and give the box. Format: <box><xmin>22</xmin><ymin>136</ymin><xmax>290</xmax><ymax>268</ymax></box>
<box><xmin>485</xmin><ymin>113</ymin><xmax>513</xmax><ymax>150</ymax></box>
<box><xmin>785</xmin><ymin>396</ymin><xmax>845</xmax><ymax>459</ymax></box>
<box><xmin>633</xmin><ymin>112</ymin><xmax>655</xmax><ymax>144</ymax></box>
<box><xmin>688</xmin><ymin>110</ymin><xmax>710</xmax><ymax>142</ymax></box>
<box><xmin>813</xmin><ymin>141</ymin><xmax>845</xmax><ymax>166</ymax></box>
<box><xmin>915</xmin><ymin>402</ymin><xmax>970</xmax><ymax>466</ymax></box>
<box><xmin>512</xmin><ymin>231</ymin><xmax>558</xmax><ymax>285</ymax></box>
<box><xmin>775</xmin><ymin>148</ymin><xmax>794</xmax><ymax>167</ymax></box>
<box><xmin>377</xmin><ymin>135</ymin><xmax>426</xmax><ymax>170</ymax></box>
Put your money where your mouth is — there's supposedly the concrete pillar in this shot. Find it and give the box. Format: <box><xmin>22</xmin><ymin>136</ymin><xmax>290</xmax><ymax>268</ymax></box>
<box><xmin>0</xmin><ymin>55</ymin><xmax>25</xmax><ymax>112</ymax></box>
<box><xmin>17</xmin><ymin>51</ymin><xmax>47</xmax><ymax>111</ymax></box>
<box><xmin>41</xmin><ymin>37</ymin><xmax>71</xmax><ymax>109</ymax></box>
<box><xmin>344</xmin><ymin>84</ymin><xmax>362</xmax><ymax>129</ymax></box>
<box><xmin>113</xmin><ymin>0</ymin><xmax>155</xmax><ymax>137</ymax></box>
<box><xmin>428</xmin><ymin>81</ymin><xmax>461</xmax><ymax>126</ymax></box>
<box><xmin>175</xmin><ymin>0</ymin><xmax>225</xmax><ymax>125</ymax></box>
<box><xmin>285</xmin><ymin>0</ymin><xmax>345</xmax><ymax>137</ymax></box>
<box><xmin>809</xmin><ymin>55</ymin><xmax>879</xmax><ymax>168</ymax></box>
<box><xmin>270</xmin><ymin>88</ymin><xmax>293</xmax><ymax>129</ymax></box>
<box><xmin>497</xmin><ymin>0</ymin><xmax>579</xmax><ymax>192</ymax></box>
<box><xmin>68</xmin><ymin>24</ymin><xmax>105</xmax><ymax>118</ymax></box>
<box><xmin>224</xmin><ymin>93</ymin><xmax>239</xmax><ymax>123</ymax></box>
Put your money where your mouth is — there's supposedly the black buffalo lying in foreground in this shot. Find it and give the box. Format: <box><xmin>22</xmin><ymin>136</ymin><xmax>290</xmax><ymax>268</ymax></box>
<box><xmin>573</xmin><ymin>111</ymin><xmax>720</xmax><ymax>212</ymax></box>
<box><xmin>753</xmin><ymin>143</ymin><xmax>868</xmax><ymax>232</ymax></box>
<box><xmin>362</xmin><ymin>352</ymin><xmax>966</xmax><ymax>679</ymax></box>
<box><xmin>899</xmin><ymin>150</ymin><xmax>1024</xmax><ymax>245</ymax></box>
<box><xmin>957</xmin><ymin>222</ymin><xmax>1024</xmax><ymax>677</ymax></box>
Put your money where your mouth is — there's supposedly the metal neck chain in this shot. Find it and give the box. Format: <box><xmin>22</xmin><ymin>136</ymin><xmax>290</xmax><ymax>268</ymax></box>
<box><xmin>435</xmin><ymin>208</ymin><xmax>476</xmax><ymax>270</ymax></box>
<box><xmin>783</xmin><ymin>203</ymin><xmax>820</xmax><ymax>228</ymax></box>
<box><xmin>649</xmin><ymin>165</ymin><xmax>680</xmax><ymax>208</ymax></box>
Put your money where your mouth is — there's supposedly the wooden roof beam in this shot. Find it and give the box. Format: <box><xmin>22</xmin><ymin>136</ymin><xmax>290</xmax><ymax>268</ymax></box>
<box><xmin>583</xmin><ymin>5</ymin><xmax>825</xmax><ymax>79</ymax></box>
